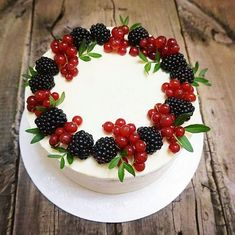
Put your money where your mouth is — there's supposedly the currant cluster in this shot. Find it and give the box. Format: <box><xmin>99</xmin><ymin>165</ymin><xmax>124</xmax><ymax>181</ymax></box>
<box><xmin>102</xmin><ymin>118</ymin><xmax>148</xmax><ymax>172</ymax></box>
<box><xmin>139</xmin><ymin>36</ymin><xmax>180</xmax><ymax>60</ymax></box>
<box><xmin>147</xmin><ymin>103</ymin><xmax>185</xmax><ymax>153</ymax></box>
<box><xmin>26</xmin><ymin>90</ymin><xmax>60</xmax><ymax>116</ymax></box>
<box><xmin>49</xmin><ymin>115</ymin><xmax>83</xmax><ymax>146</ymax></box>
<box><xmin>50</xmin><ymin>35</ymin><xmax>79</xmax><ymax>81</ymax></box>
<box><xmin>103</xmin><ymin>25</ymin><xmax>130</xmax><ymax>55</ymax></box>
<box><xmin>161</xmin><ymin>79</ymin><xmax>196</xmax><ymax>102</ymax></box>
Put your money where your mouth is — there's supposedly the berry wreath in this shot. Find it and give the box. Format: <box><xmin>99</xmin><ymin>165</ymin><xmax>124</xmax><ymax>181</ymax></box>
<box><xmin>24</xmin><ymin>16</ymin><xmax>211</xmax><ymax>182</ymax></box>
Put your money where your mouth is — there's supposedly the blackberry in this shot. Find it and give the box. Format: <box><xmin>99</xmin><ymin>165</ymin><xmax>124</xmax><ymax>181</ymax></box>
<box><xmin>35</xmin><ymin>108</ymin><xmax>67</xmax><ymax>135</ymax></box>
<box><xmin>67</xmin><ymin>130</ymin><xmax>94</xmax><ymax>159</ymax></box>
<box><xmin>165</xmin><ymin>97</ymin><xmax>195</xmax><ymax>119</ymax></box>
<box><xmin>70</xmin><ymin>27</ymin><xmax>92</xmax><ymax>49</ymax></box>
<box><xmin>35</xmin><ymin>56</ymin><xmax>59</xmax><ymax>76</ymax></box>
<box><xmin>92</xmin><ymin>137</ymin><xmax>119</xmax><ymax>164</ymax></box>
<box><xmin>137</xmin><ymin>127</ymin><xmax>163</xmax><ymax>154</ymax></box>
<box><xmin>128</xmin><ymin>26</ymin><xmax>149</xmax><ymax>46</ymax></box>
<box><xmin>29</xmin><ymin>74</ymin><xmax>55</xmax><ymax>93</ymax></box>
<box><xmin>161</xmin><ymin>53</ymin><xmax>187</xmax><ymax>72</ymax></box>
<box><xmin>90</xmin><ymin>23</ymin><xmax>111</xmax><ymax>45</ymax></box>
<box><xmin>170</xmin><ymin>66</ymin><xmax>195</xmax><ymax>83</ymax></box>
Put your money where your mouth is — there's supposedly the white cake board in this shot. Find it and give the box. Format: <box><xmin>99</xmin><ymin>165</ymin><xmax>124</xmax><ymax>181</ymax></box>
<box><xmin>19</xmin><ymin>111</ymin><xmax>203</xmax><ymax>223</ymax></box>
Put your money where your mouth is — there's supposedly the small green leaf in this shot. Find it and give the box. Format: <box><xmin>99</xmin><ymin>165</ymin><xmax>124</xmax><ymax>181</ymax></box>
<box><xmin>87</xmin><ymin>42</ymin><xmax>97</xmax><ymax>53</ymax></box>
<box><xmin>199</xmin><ymin>68</ymin><xmax>208</xmax><ymax>77</ymax></box>
<box><xmin>124</xmin><ymin>16</ymin><xmax>129</xmax><ymax>25</ymax></box>
<box><xmin>26</xmin><ymin>127</ymin><xmax>40</xmax><ymax>134</ymax></box>
<box><xmin>192</xmin><ymin>81</ymin><xmax>199</xmax><ymax>87</ymax></box>
<box><xmin>48</xmin><ymin>154</ymin><xmax>62</xmax><ymax>158</ymax></box>
<box><xmin>22</xmin><ymin>74</ymin><xmax>31</xmax><ymax>79</ymax></box>
<box><xmin>130</xmin><ymin>23</ymin><xmax>141</xmax><ymax>31</ymax></box>
<box><xmin>49</xmin><ymin>95</ymin><xmax>56</xmax><ymax>107</ymax></box>
<box><xmin>30</xmin><ymin>133</ymin><xmax>44</xmax><ymax>144</ymax></box>
<box><xmin>175</xmin><ymin>135</ymin><xmax>193</xmax><ymax>152</ymax></box>
<box><xmin>192</xmin><ymin>61</ymin><xmax>199</xmax><ymax>74</ymax></box>
<box><xmin>155</xmin><ymin>51</ymin><xmax>161</xmax><ymax>63</ymax></box>
<box><xmin>123</xmin><ymin>163</ymin><xmax>135</xmax><ymax>176</ymax></box>
<box><xmin>153</xmin><ymin>63</ymin><xmax>161</xmax><ymax>73</ymax></box>
<box><xmin>139</xmin><ymin>51</ymin><xmax>148</xmax><ymax>62</ymax></box>
<box><xmin>144</xmin><ymin>62</ymin><xmax>151</xmax><ymax>74</ymax></box>
<box><xmin>119</xmin><ymin>15</ymin><xmax>125</xmax><ymax>25</ymax></box>
<box><xmin>24</xmin><ymin>81</ymin><xmax>29</xmax><ymax>87</ymax></box>
<box><xmin>88</xmin><ymin>52</ymin><xmax>102</xmax><ymax>58</ymax></box>
<box><xmin>60</xmin><ymin>157</ymin><xmax>65</xmax><ymax>169</ymax></box>
<box><xmin>53</xmin><ymin>146</ymin><xmax>67</xmax><ymax>153</ymax></box>
<box><xmin>35</xmin><ymin>106</ymin><xmax>47</xmax><ymax>112</ymax></box>
<box><xmin>108</xmin><ymin>155</ymin><xmax>121</xmax><ymax>169</ymax></box>
<box><xmin>67</xmin><ymin>152</ymin><xmax>74</xmax><ymax>165</ymax></box>
<box><xmin>185</xmin><ymin>124</ymin><xmax>210</xmax><ymax>133</ymax></box>
<box><xmin>194</xmin><ymin>77</ymin><xmax>211</xmax><ymax>86</ymax></box>
<box><xmin>80</xmin><ymin>55</ymin><xmax>91</xmax><ymax>62</ymax></box>
<box><xmin>78</xmin><ymin>39</ymin><xmax>87</xmax><ymax>56</ymax></box>
<box><xmin>118</xmin><ymin>163</ymin><xmax>125</xmax><ymax>182</ymax></box>
<box><xmin>55</xmin><ymin>91</ymin><xmax>65</xmax><ymax>106</ymax></box>
<box><xmin>120</xmin><ymin>150</ymin><xmax>128</xmax><ymax>157</ymax></box>
<box><xmin>29</xmin><ymin>66</ymin><xmax>37</xmax><ymax>76</ymax></box>
<box><xmin>174</xmin><ymin>113</ymin><xmax>192</xmax><ymax>126</ymax></box>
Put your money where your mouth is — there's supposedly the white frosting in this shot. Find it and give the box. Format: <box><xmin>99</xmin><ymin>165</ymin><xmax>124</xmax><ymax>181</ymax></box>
<box><xmin>25</xmin><ymin>44</ymin><xmax>202</xmax><ymax>194</ymax></box>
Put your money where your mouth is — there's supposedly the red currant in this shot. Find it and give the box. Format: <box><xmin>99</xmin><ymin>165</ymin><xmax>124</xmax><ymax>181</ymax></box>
<box><xmin>113</xmin><ymin>126</ymin><xmax>120</xmax><ymax>136</ymax></box>
<box><xmin>124</xmin><ymin>145</ymin><xmax>134</xmax><ymax>157</ymax></box>
<box><xmin>169</xmin><ymin>44</ymin><xmax>180</xmax><ymax>54</ymax></box>
<box><xmin>42</xmin><ymin>99</ymin><xmax>50</xmax><ymax>108</ymax></box>
<box><xmin>185</xmin><ymin>93</ymin><xmax>196</xmax><ymax>102</ymax></box>
<box><xmin>165</xmin><ymin>88</ymin><xmax>174</xmax><ymax>97</ymax></box>
<box><xmin>59</xmin><ymin>42</ymin><xmax>68</xmax><ymax>53</ymax></box>
<box><xmin>127</xmin><ymin>123</ymin><xmax>136</xmax><ymax>133</ymax></box>
<box><xmin>69</xmin><ymin>56</ymin><xmax>79</xmax><ymax>66</ymax></box>
<box><xmin>34</xmin><ymin>110</ymin><xmax>42</xmax><ymax>117</ymax></box>
<box><xmin>49</xmin><ymin>134</ymin><xmax>59</xmax><ymax>146</ymax></box>
<box><xmin>51</xmin><ymin>92</ymin><xmax>59</xmax><ymax>100</ymax></box>
<box><xmin>147</xmin><ymin>109</ymin><xmax>156</xmax><ymax>119</ymax></box>
<box><xmin>129</xmin><ymin>133</ymin><xmax>140</xmax><ymax>144</ymax></box>
<box><xmin>154</xmin><ymin>36</ymin><xmax>167</xmax><ymax>49</ymax></box>
<box><xmin>120</xmin><ymin>125</ymin><xmax>131</xmax><ymax>137</ymax></box>
<box><xmin>55</xmin><ymin>127</ymin><xmax>64</xmax><ymax>136</ymax></box>
<box><xmin>175</xmin><ymin>126</ymin><xmax>185</xmax><ymax>137</ymax></box>
<box><xmin>70</xmin><ymin>68</ymin><xmax>78</xmax><ymax>77</ymax></box>
<box><xmin>160</xmin><ymin>45</ymin><xmax>169</xmax><ymax>57</ymax></box>
<box><xmin>35</xmin><ymin>90</ymin><xmax>46</xmax><ymax>102</ymax></box>
<box><xmin>27</xmin><ymin>96</ymin><xmax>37</xmax><ymax>106</ymax></box>
<box><xmin>151</xmin><ymin>112</ymin><xmax>161</xmax><ymax>124</ymax></box>
<box><xmin>65</xmin><ymin>74</ymin><xmax>73</xmax><ymax>81</ymax></box>
<box><xmin>27</xmin><ymin>104</ymin><xmax>35</xmax><ymax>112</ymax></box>
<box><xmin>104</xmin><ymin>43</ymin><xmax>113</xmax><ymax>53</ymax></box>
<box><xmin>121</xmin><ymin>25</ymin><xmax>129</xmax><ymax>34</ymax></box>
<box><xmin>72</xmin><ymin>115</ymin><xmax>83</xmax><ymax>126</ymax></box>
<box><xmin>111</xmin><ymin>39</ymin><xmax>121</xmax><ymax>50</ymax></box>
<box><xmin>59</xmin><ymin>133</ymin><xmax>71</xmax><ymax>145</ymax></box>
<box><xmin>161</xmin><ymin>127</ymin><xmax>174</xmax><ymax>138</ymax></box>
<box><xmin>133</xmin><ymin>162</ymin><xmax>145</xmax><ymax>172</ymax></box>
<box><xmin>102</xmin><ymin>121</ymin><xmax>114</xmax><ymax>133</ymax></box>
<box><xmin>129</xmin><ymin>47</ymin><xmax>139</xmax><ymax>57</ymax></box>
<box><xmin>111</xmin><ymin>27</ymin><xmax>118</xmax><ymax>36</ymax></box>
<box><xmin>147</xmin><ymin>36</ymin><xmax>155</xmax><ymax>44</ymax></box>
<box><xmin>161</xmin><ymin>82</ymin><xmax>170</xmax><ymax>92</ymax></box>
<box><xmin>62</xmin><ymin>34</ymin><xmax>73</xmax><ymax>45</ymax></box>
<box><xmin>65</xmin><ymin>122</ymin><xmax>77</xmax><ymax>133</ymax></box>
<box><xmin>54</xmin><ymin>54</ymin><xmax>66</xmax><ymax>66</ymax></box>
<box><xmin>115</xmin><ymin>29</ymin><xmax>125</xmax><ymax>40</ymax></box>
<box><xmin>182</xmin><ymin>82</ymin><xmax>192</xmax><ymax>92</ymax></box>
<box><xmin>159</xmin><ymin>104</ymin><xmax>170</xmax><ymax>115</ymax></box>
<box><xmin>169</xmin><ymin>142</ymin><xmax>180</xmax><ymax>153</ymax></box>
<box><xmin>135</xmin><ymin>140</ymin><xmax>146</xmax><ymax>153</ymax></box>
<box><xmin>148</xmin><ymin>52</ymin><xmax>156</xmax><ymax>61</ymax></box>
<box><xmin>61</xmin><ymin>67</ymin><xmax>68</xmax><ymax>76</ymax></box>
<box><xmin>135</xmin><ymin>152</ymin><xmax>147</xmax><ymax>164</ymax></box>
<box><xmin>115</xmin><ymin>118</ymin><xmax>126</xmax><ymax>127</ymax></box>
<box><xmin>141</xmin><ymin>49</ymin><xmax>148</xmax><ymax>56</ymax></box>
<box><xmin>50</xmin><ymin>40</ymin><xmax>60</xmax><ymax>53</ymax></box>
<box><xmin>160</xmin><ymin>115</ymin><xmax>173</xmax><ymax>127</ymax></box>
<box><xmin>174</xmin><ymin>89</ymin><xmax>184</xmax><ymax>99</ymax></box>
<box><xmin>115</xmin><ymin>136</ymin><xmax>128</xmax><ymax>148</ymax></box>
<box><xmin>66</xmin><ymin>47</ymin><xmax>77</xmax><ymax>58</ymax></box>
<box><xmin>117</xmin><ymin>46</ymin><xmax>127</xmax><ymax>56</ymax></box>
<box><xmin>140</xmin><ymin>38</ymin><xmax>148</xmax><ymax>48</ymax></box>
<box><xmin>169</xmin><ymin>79</ymin><xmax>180</xmax><ymax>90</ymax></box>
<box><xmin>167</xmin><ymin>38</ymin><xmax>177</xmax><ymax>47</ymax></box>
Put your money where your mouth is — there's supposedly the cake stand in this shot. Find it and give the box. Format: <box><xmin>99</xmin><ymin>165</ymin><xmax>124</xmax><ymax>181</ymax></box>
<box><xmin>19</xmin><ymin>111</ymin><xmax>203</xmax><ymax>222</ymax></box>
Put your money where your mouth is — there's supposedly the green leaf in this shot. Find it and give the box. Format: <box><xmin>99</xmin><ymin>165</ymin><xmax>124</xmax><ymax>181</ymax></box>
<box><xmin>80</xmin><ymin>55</ymin><xmax>91</xmax><ymax>62</ymax></box>
<box><xmin>175</xmin><ymin>135</ymin><xmax>193</xmax><ymax>152</ymax></box>
<box><xmin>26</xmin><ymin>127</ymin><xmax>40</xmax><ymax>134</ymax></box>
<box><xmin>174</xmin><ymin>113</ymin><xmax>192</xmax><ymax>126</ymax></box>
<box><xmin>78</xmin><ymin>39</ymin><xmax>87</xmax><ymax>56</ymax></box>
<box><xmin>67</xmin><ymin>152</ymin><xmax>74</xmax><ymax>165</ymax></box>
<box><xmin>120</xmin><ymin>150</ymin><xmax>128</xmax><ymax>157</ymax></box>
<box><xmin>123</xmin><ymin>163</ymin><xmax>135</xmax><ymax>177</ymax></box>
<box><xmin>192</xmin><ymin>61</ymin><xmax>199</xmax><ymax>74</ymax></box>
<box><xmin>124</xmin><ymin>16</ymin><xmax>129</xmax><ymax>25</ymax></box>
<box><xmin>153</xmin><ymin>63</ymin><xmax>161</xmax><ymax>73</ymax></box>
<box><xmin>88</xmin><ymin>52</ymin><xmax>102</xmax><ymax>58</ymax></box>
<box><xmin>199</xmin><ymin>68</ymin><xmax>208</xmax><ymax>77</ymax></box>
<box><xmin>48</xmin><ymin>154</ymin><xmax>62</xmax><ymax>158</ymax></box>
<box><xmin>53</xmin><ymin>146</ymin><xmax>67</xmax><ymax>153</ymax></box>
<box><xmin>108</xmin><ymin>155</ymin><xmax>121</xmax><ymax>169</ymax></box>
<box><xmin>60</xmin><ymin>157</ymin><xmax>65</xmax><ymax>169</ymax></box>
<box><xmin>194</xmin><ymin>77</ymin><xmax>211</xmax><ymax>86</ymax></box>
<box><xmin>29</xmin><ymin>66</ymin><xmax>37</xmax><ymax>76</ymax></box>
<box><xmin>130</xmin><ymin>23</ymin><xmax>141</xmax><ymax>31</ymax></box>
<box><xmin>144</xmin><ymin>62</ymin><xmax>151</xmax><ymax>74</ymax></box>
<box><xmin>24</xmin><ymin>81</ymin><xmax>29</xmax><ymax>87</ymax></box>
<box><xmin>192</xmin><ymin>81</ymin><xmax>199</xmax><ymax>87</ymax></box>
<box><xmin>118</xmin><ymin>163</ymin><xmax>125</xmax><ymax>182</ymax></box>
<box><xmin>119</xmin><ymin>15</ymin><xmax>125</xmax><ymax>25</ymax></box>
<box><xmin>155</xmin><ymin>51</ymin><xmax>161</xmax><ymax>63</ymax></box>
<box><xmin>30</xmin><ymin>132</ymin><xmax>44</xmax><ymax>144</ymax></box>
<box><xmin>49</xmin><ymin>95</ymin><xmax>56</xmax><ymax>107</ymax></box>
<box><xmin>185</xmin><ymin>124</ymin><xmax>210</xmax><ymax>133</ymax></box>
<box><xmin>35</xmin><ymin>106</ymin><xmax>47</xmax><ymax>112</ymax></box>
<box><xmin>87</xmin><ymin>42</ymin><xmax>97</xmax><ymax>53</ymax></box>
<box><xmin>55</xmin><ymin>91</ymin><xmax>65</xmax><ymax>106</ymax></box>
<box><xmin>22</xmin><ymin>74</ymin><xmax>31</xmax><ymax>79</ymax></box>
<box><xmin>139</xmin><ymin>51</ymin><xmax>148</xmax><ymax>62</ymax></box>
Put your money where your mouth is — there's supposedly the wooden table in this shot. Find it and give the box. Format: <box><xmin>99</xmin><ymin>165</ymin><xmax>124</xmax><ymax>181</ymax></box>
<box><xmin>1</xmin><ymin>0</ymin><xmax>235</xmax><ymax>234</ymax></box>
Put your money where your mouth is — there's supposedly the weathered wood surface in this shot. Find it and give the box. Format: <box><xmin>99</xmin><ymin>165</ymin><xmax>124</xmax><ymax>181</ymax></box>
<box><xmin>0</xmin><ymin>0</ymin><xmax>235</xmax><ymax>234</ymax></box>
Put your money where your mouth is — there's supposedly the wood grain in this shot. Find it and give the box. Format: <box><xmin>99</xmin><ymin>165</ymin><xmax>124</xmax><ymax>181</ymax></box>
<box><xmin>0</xmin><ymin>0</ymin><xmax>234</xmax><ymax>234</ymax></box>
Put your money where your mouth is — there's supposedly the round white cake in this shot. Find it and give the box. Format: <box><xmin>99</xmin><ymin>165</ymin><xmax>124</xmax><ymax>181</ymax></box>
<box><xmin>25</xmin><ymin>44</ymin><xmax>202</xmax><ymax>194</ymax></box>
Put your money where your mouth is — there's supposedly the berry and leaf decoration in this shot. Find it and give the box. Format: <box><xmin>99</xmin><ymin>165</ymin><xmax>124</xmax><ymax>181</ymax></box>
<box><xmin>119</xmin><ymin>15</ymin><xmax>141</xmax><ymax>31</ymax></box>
<box><xmin>139</xmin><ymin>51</ymin><xmax>161</xmax><ymax>74</ymax></box>
<box><xmin>192</xmin><ymin>62</ymin><xmax>211</xmax><ymax>87</ymax></box>
<box><xmin>108</xmin><ymin>150</ymin><xmax>135</xmax><ymax>182</ymax></box>
<box><xmin>48</xmin><ymin>146</ymin><xmax>74</xmax><ymax>169</ymax></box>
<box><xmin>22</xmin><ymin>66</ymin><xmax>37</xmax><ymax>87</ymax></box>
<box><xmin>78</xmin><ymin>40</ymin><xmax>102</xmax><ymax>62</ymax></box>
<box><xmin>49</xmin><ymin>91</ymin><xmax>65</xmax><ymax>107</ymax></box>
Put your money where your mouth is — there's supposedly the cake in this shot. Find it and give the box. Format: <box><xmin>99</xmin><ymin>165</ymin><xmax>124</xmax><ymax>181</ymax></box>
<box><xmin>24</xmin><ymin>17</ymin><xmax>210</xmax><ymax>194</ymax></box>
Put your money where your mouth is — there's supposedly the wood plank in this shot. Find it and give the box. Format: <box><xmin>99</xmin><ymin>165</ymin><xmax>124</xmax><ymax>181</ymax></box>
<box><xmin>0</xmin><ymin>0</ymin><xmax>32</xmax><ymax>234</ymax></box>
<box><xmin>175</xmin><ymin>0</ymin><xmax>235</xmax><ymax>234</ymax></box>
